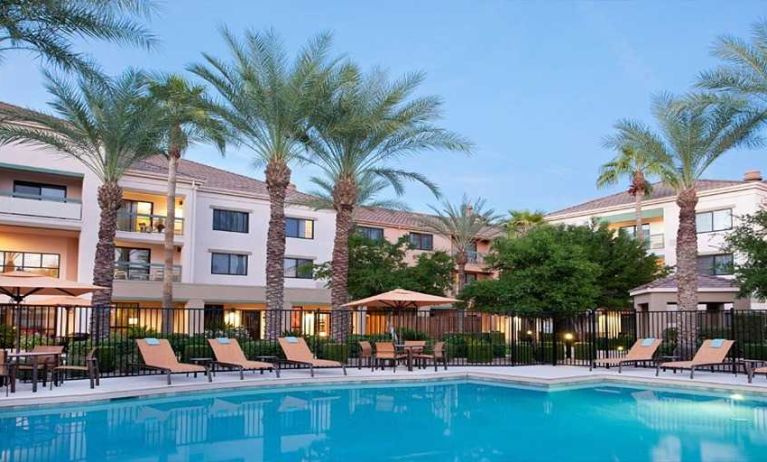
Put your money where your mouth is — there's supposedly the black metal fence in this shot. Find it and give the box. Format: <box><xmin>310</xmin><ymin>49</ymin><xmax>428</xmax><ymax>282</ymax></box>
<box><xmin>1</xmin><ymin>305</ymin><xmax>765</xmax><ymax>379</ymax></box>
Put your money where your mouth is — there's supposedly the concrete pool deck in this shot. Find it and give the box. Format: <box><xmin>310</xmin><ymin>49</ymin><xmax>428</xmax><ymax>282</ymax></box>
<box><xmin>3</xmin><ymin>364</ymin><xmax>767</xmax><ymax>408</ymax></box>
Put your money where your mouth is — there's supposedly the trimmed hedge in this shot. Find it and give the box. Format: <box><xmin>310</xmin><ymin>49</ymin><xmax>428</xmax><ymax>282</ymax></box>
<box><xmin>320</xmin><ymin>343</ymin><xmax>350</xmax><ymax>363</ymax></box>
<box><xmin>466</xmin><ymin>340</ymin><xmax>493</xmax><ymax>363</ymax></box>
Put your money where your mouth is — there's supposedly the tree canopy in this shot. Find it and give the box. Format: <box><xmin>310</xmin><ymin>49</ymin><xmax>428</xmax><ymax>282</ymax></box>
<box><xmin>727</xmin><ymin>209</ymin><xmax>767</xmax><ymax>299</ymax></box>
<box><xmin>314</xmin><ymin>234</ymin><xmax>453</xmax><ymax>300</ymax></box>
<box><xmin>460</xmin><ymin>223</ymin><xmax>664</xmax><ymax>315</ymax></box>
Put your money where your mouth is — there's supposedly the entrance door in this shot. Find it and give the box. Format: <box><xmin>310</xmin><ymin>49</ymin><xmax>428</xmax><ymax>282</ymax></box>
<box><xmin>242</xmin><ymin>311</ymin><xmax>262</xmax><ymax>340</ymax></box>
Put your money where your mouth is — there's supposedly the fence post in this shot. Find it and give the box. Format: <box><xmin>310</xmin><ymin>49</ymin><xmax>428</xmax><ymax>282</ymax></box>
<box><xmin>551</xmin><ymin>315</ymin><xmax>558</xmax><ymax>366</ymax></box>
<box><xmin>590</xmin><ymin>309</ymin><xmax>598</xmax><ymax>367</ymax></box>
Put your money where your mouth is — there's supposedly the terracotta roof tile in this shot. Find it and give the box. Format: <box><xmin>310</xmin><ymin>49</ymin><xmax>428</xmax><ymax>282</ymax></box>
<box><xmin>631</xmin><ymin>273</ymin><xmax>739</xmax><ymax>293</ymax></box>
<box><xmin>546</xmin><ymin>180</ymin><xmax>750</xmax><ymax>217</ymax></box>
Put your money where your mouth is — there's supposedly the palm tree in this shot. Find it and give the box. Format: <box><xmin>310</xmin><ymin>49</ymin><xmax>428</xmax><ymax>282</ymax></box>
<box><xmin>422</xmin><ymin>196</ymin><xmax>499</xmax><ymax>294</ymax></box>
<box><xmin>698</xmin><ymin>20</ymin><xmax>767</xmax><ymax>103</ymax></box>
<box><xmin>605</xmin><ymin>93</ymin><xmax>764</xmax><ymax>352</ymax></box>
<box><xmin>596</xmin><ymin>146</ymin><xmax>665</xmax><ymax>244</ymax></box>
<box><xmin>506</xmin><ymin>209</ymin><xmax>546</xmax><ymax>238</ymax></box>
<box><xmin>146</xmin><ymin>74</ymin><xmax>227</xmax><ymax>331</ymax></box>
<box><xmin>305</xmin><ymin>171</ymin><xmax>411</xmax><ymax>212</ymax></box>
<box><xmin>190</xmin><ymin>28</ymin><xmax>336</xmax><ymax>339</ymax></box>
<box><xmin>0</xmin><ymin>0</ymin><xmax>157</xmax><ymax>77</ymax></box>
<box><xmin>0</xmin><ymin>70</ymin><xmax>165</xmax><ymax>337</ymax></box>
<box><xmin>302</xmin><ymin>66</ymin><xmax>471</xmax><ymax>339</ymax></box>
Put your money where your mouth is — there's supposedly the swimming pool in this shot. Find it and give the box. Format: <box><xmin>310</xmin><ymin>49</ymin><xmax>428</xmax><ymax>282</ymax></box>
<box><xmin>1</xmin><ymin>380</ymin><xmax>766</xmax><ymax>461</ymax></box>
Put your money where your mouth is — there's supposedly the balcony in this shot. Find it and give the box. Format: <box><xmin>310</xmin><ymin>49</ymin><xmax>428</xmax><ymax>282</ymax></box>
<box><xmin>452</xmin><ymin>250</ymin><xmax>487</xmax><ymax>265</ymax></box>
<box><xmin>116</xmin><ymin>212</ymin><xmax>184</xmax><ymax>235</ymax></box>
<box><xmin>0</xmin><ymin>189</ymin><xmax>82</xmax><ymax>221</ymax></box>
<box><xmin>114</xmin><ymin>262</ymin><xmax>181</xmax><ymax>282</ymax></box>
<box><xmin>644</xmin><ymin>234</ymin><xmax>664</xmax><ymax>251</ymax></box>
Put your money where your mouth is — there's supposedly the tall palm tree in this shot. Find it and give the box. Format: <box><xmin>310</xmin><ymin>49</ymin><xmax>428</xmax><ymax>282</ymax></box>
<box><xmin>596</xmin><ymin>146</ymin><xmax>665</xmax><ymax>244</ymax></box>
<box><xmin>506</xmin><ymin>209</ymin><xmax>546</xmax><ymax>238</ymax></box>
<box><xmin>146</xmin><ymin>74</ymin><xmax>227</xmax><ymax>331</ymax></box>
<box><xmin>0</xmin><ymin>0</ymin><xmax>157</xmax><ymax>77</ymax></box>
<box><xmin>190</xmin><ymin>28</ymin><xmax>335</xmax><ymax>339</ymax></box>
<box><xmin>0</xmin><ymin>70</ymin><xmax>165</xmax><ymax>337</ymax></box>
<box><xmin>422</xmin><ymin>196</ymin><xmax>499</xmax><ymax>294</ymax></box>
<box><xmin>698</xmin><ymin>20</ymin><xmax>767</xmax><ymax>103</ymax></box>
<box><xmin>305</xmin><ymin>171</ymin><xmax>411</xmax><ymax>212</ymax></box>
<box><xmin>606</xmin><ymin>93</ymin><xmax>764</xmax><ymax>352</ymax></box>
<box><xmin>302</xmin><ymin>66</ymin><xmax>471</xmax><ymax>339</ymax></box>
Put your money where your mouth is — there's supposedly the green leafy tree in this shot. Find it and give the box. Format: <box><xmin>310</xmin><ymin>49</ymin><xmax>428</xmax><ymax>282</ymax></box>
<box><xmin>146</xmin><ymin>74</ymin><xmax>228</xmax><ymax>327</ymax></box>
<box><xmin>421</xmin><ymin>196</ymin><xmax>499</xmax><ymax>293</ymax></box>
<box><xmin>505</xmin><ymin>209</ymin><xmax>545</xmax><ymax>238</ymax></box>
<box><xmin>190</xmin><ymin>28</ymin><xmax>336</xmax><ymax>338</ymax></box>
<box><xmin>727</xmin><ymin>209</ymin><xmax>767</xmax><ymax>299</ymax></box>
<box><xmin>302</xmin><ymin>64</ymin><xmax>470</xmax><ymax>338</ymax></box>
<box><xmin>596</xmin><ymin>146</ymin><xmax>665</xmax><ymax>240</ymax></box>
<box><xmin>315</xmin><ymin>235</ymin><xmax>453</xmax><ymax>300</ymax></box>
<box><xmin>0</xmin><ymin>70</ymin><xmax>166</xmax><ymax>336</ymax></box>
<box><xmin>0</xmin><ymin>0</ymin><xmax>157</xmax><ymax>77</ymax></box>
<box><xmin>604</xmin><ymin>94</ymin><xmax>764</xmax><ymax>350</ymax></box>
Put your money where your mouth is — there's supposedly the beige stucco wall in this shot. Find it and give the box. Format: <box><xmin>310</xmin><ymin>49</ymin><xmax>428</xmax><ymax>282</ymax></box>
<box><xmin>0</xmin><ymin>225</ymin><xmax>79</xmax><ymax>281</ymax></box>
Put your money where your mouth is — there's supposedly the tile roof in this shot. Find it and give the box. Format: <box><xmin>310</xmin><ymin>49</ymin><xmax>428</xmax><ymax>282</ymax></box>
<box><xmin>129</xmin><ymin>155</ymin><xmax>316</xmax><ymax>203</ymax></box>
<box><xmin>546</xmin><ymin>180</ymin><xmax>752</xmax><ymax>217</ymax></box>
<box><xmin>630</xmin><ymin>273</ymin><xmax>739</xmax><ymax>294</ymax></box>
<box><xmin>353</xmin><ymin>206</ymin><xmax>503</xmax><ymax>239</ymax></box>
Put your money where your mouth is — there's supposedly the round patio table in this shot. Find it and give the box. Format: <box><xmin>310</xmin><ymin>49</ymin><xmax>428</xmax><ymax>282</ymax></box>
<box><xmin>7</xmin><ymin>351</ymin><xmax>62</xmax><ymax>393</ymax></box>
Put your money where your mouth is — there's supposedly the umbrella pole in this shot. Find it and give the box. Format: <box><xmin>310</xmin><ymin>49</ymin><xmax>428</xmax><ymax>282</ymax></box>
<box><xmin>15</xmin><ymin>288</ymin><xmax>21</xmax><ymax>353</ymax></box>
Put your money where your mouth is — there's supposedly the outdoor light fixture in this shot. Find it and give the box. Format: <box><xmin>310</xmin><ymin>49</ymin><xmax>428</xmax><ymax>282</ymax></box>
<box><xmin>128</xmin><ymin>317</ymin><xmax>138</xmax><ymax>326</ymax></box>
<box><xmin>526</xmin><ymin>330</ymin><xmax>533</xmax><ymax>336</ymax></box>
<box><xmin>564</xmin><ymin>333</ymin><xmax>574</xmax><ymax>341</ymax></box>
<box><xmin>617</xmin><ymin>346</ymin><xmax>624</xmax><ymax>351</ymax></box>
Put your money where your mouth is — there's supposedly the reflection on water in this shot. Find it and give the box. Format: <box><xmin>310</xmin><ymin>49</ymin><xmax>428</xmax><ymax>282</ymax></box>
<box><xmin>0</xmin><ymin>382</ymin><xmax>766</xmax><ymax>462</ymax></box>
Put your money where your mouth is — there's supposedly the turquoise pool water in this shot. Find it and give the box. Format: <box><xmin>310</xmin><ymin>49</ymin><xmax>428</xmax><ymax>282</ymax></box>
<box><xmin>1</xmin><ymin>380</ymin><xmax>766</xmax><ymax>461</ymax></box>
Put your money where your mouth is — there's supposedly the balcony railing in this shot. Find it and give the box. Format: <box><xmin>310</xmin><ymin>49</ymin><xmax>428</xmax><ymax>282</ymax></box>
<box><xmin>113</xmin><ymin>262</ymin><xmax>181</xmax><ymax>282</ymax></box>
<box><xmin>0</xmin><ymin>190</ymin><xmax>82</xmax><ymax>203</ymax></box>
<box><xmin>0</xmin><ymin>189</ymin><xmax>82</xmax><ymax>220</ymax></box>
<box><xmin>116</xmin><ymin>211</ymin><xmax>184</xmax><ymax>235</ymax></box>
<box><xmin>645</xmin><ymin>233</ymin><xmax>664</xmax><ymax>250</ymax></box>
<box><xmin>452</xmin><ymin>250</ymin><xmax>486</xmax><ymax>265</ymax></box>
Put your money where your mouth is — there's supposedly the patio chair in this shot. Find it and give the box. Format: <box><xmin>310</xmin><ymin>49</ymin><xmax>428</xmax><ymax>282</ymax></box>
<box><xmin>16</xmin><ymin>345</ymin><xmax>64</xmax><ymax>387</ymax></box>
<box><xmin>50</xmin><ymin>347</ymin><xmax>100</xmax><ymax>389</ymax></box>
<box><xmin>136</xmin><ymin>338</ymin><xmax>211</xmax><ymax>385</ymax></box>
<box><xmin>278</xmin><ymin>337</ymin><xmax>347</xmax><ymax>377</ymax></box>
<box><xmin>358</xmin><ymin>341</ymin><xmax>372</xmax><ymax>369</ymax></box>
<box><xmin>0</xmin><ymin>350</ymin><xmax>16</xmax><ymax>396</ymax></box>
<box><xmin>590</xmin><ymin>338</ymin><xmax>662</xmax><ymax>373</ymax></box>
<box><xmin>208</xmin><ymin>338</ymin><xmax>278</xmax><ymax>380</ymax></box>
<box><xmin>374</xmin><ymin>342</ymin><xmax>407</xmax><ymax>372</ymax></box>
<box><xmin>404</xmin><ymin>340</ymin><xmax>426</xmax><ymax>354</ymax></box>
<box><xmin>656</xmin><ymin>339</ymin><xmax>735</xmax><ymax>379</ymax></box>
<box><xmin>414</xmin><ymin>342</ymin><xmax>448</xmax><ymax>371</ymax></box>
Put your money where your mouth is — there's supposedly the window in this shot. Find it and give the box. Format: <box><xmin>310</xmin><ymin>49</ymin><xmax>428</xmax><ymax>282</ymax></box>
<box><xmin>286</xmin><ymin>218</ymin><xmax>314</xmax><ymax>239</ymax></box>
<box><xmin>114</xmin><ymin>247</ymin><xmax>151</xmax><ymax>280</ymax></box>
<box><xmin>0</xmin><ymin>250</ymin><xmax>60</xmax><ymax>277</ymax></box>
<box><xmin>409</xmin><ymin>232</ymin><xmax>433</xmax><ymax>251</ymax></box>
<box><xmin>117</xmin><ymin>200</ymin><xmax>154</xmax><ymax>232</ymax></box>
<box><xmin>620</xmin><ymin>223</ymin><xmax>650</xmax><ymax>240</ymax></box>
<box><xmin>213</xmin><ymin>209</ymin><xmax>249</xmax><ymax>233</ymax></box>
<box><xmin>13</xmin><ymin>181</ymin><xmax>67</xmax><ymax>202</ymax></box>
<box><xmin>285</xmin><ymin>257</ymin><xmax>314</xmax><ymax>279</ymax></box>
<box><xmin>357</xmin><ymin>226</ymin><xmax>384</xmax><ymax>241</ymax></box>
<box><xmin>696</xmin><ymin>209</ymin><xmax>732</xmax><ymax>233</ymax></box>
<box><xmin>211</xmin><ymin>252</ymin><xmax>248</xmax><ymax>275</ymax></box>
<box><xmin>697</xmin><ymin>253</ymin><xmax>734</xmax><ymax>276</ymax></box>
<box><xmin>463</xmin><ymin>273</ymin><xmax>478</xmax><ymax>285</ymax></box>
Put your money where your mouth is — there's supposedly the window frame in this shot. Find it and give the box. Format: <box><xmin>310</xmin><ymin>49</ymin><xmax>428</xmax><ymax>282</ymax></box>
<box><xmin>357</xmin><ymin>226</ymin><xmax>385</xmax><ymax>241</ymax></box>
<box><xmin>409</xmin><ymin>232</ymin><xmax>434</xmax><ymax>251</ymax></box>
<box><xmin>284</xmin><ymin>257</ymin><xmax>314</xmax><ymax>279</ymax></box>
<box><xmin>12</xmin><ymin>180</ymin><xmax>67</xmax><ymax>202</ymax></box>
<box><xmin>0</xmin><ymin>250</ymin><xmax>61</xmax><ymax>277</ymax></box>
<box><xmin>285</xmin><ymin>217</ymin><xmax>315</xmax><ymax>240</ymax></box>
<box><xmin>696</xmin><ymin>253</ymin><xmax>734</xmax><ymax>276</ymax></box>
<box><xmin>212</xmin><ymin>208</ymin><xmax>250</xmax><ymax>234</ymax></box>
<box><xmin>696</xmin><ymin>208</ymin><xmax>733</xmax><ymax>234</ymax></box>
<box><xmin>210</xmin><ymin>252</ymin><xmax>248</xmax><ymax>276</ymax></box>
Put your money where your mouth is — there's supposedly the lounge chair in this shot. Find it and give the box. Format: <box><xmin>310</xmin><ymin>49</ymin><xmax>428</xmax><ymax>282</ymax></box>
<box><xmin>590</xmin><ymin>338</ymin><xmax>662</xmax><ymax>373</ymax></box>
<box><xmin>414</xmin><ymin>341</ymin><xmax>447</xmax><ymax>371</ymax></box>
<box><xmin>136</xmin><ymin>338</ymin><xmax>211</xmax><ymax>385</ymax></box>
<box><xmin>374</xmin><ymin>342</ymin><xmax>407</xmax><ymax>372</ymax></box>
<box><xmin>748</xmin><ymin>365</ymin><xmax>767</xmax><ymax>383</ymax></box>
<box><xmin>278</xmin><ymin>337</ymin><xmax>347</xmax><ymax>377</ymax></box>
<box><xmin>208</xmin><ymin>338</ymin><xmax>278</xmax><ymax>379</ymax></box>
<box><xmin>656</xmin><ymin>339</ymin><xmax>735</xmax><ymax>379</ymax></box>
<box><xmin>358</xmin><ymin>341</ymin><xmax>373</xmax><ymax>369</ymax></box>
<box><xmin>50</xmin><ymin>347</ymin><xmax>100</xmax><ymax>389</ymax></box>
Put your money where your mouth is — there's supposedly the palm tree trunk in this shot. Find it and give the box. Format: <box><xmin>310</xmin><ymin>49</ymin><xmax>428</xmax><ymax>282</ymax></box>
<box><xmin>264</xmin><ymin>160</ymin><xmax>291</xmax><ymax>340</ymax></box>
<box><xmin>330</xmin><ymin>178</ymin><xmax>357</xmax><ymax>342</ymax></box>
<box><xmin>90</xmin><ymin>181</ymin><xmax>123</xmax><ymax>340</ymax></box>
<box><xmin>161</xmin><ymin>150</ymin><xmax>180</xmax><ymax>333</ymax></box>
<box><xmin>455</xmin><ymin>253</ymin><xmax>467</xmax><ymax>294</ymax></box>
<box><xmin>675</xmin><ymin>187</ymin><xmax>699</xmax><ymax>357</ymax></box>
<box><xmin>634</xmin><ymin>192</ymin><xmax>643</xmax><ymax>245</ymax></box>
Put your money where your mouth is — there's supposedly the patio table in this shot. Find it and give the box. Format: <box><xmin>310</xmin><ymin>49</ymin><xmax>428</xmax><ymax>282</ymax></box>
<box><xmin>8</xmin><ymin>351</ymin><xmax>62</xmax><ymax>393</ymax></box>
<box><xmin>395</xmin><ymin>344</ymin><xmax>421</xmax><ymax>372</ymax></box>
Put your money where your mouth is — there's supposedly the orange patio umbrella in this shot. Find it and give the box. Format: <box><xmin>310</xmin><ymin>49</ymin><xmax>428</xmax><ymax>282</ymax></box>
<box><xmin>342</xmin><ymin>288</ymin><xmax>458</xmax><ymax>309</ymax></box>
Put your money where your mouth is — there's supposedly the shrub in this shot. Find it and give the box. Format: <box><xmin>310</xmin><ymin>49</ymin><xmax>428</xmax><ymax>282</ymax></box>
<box><xmin>96</xmin><ymin>346</ymin><xmax>117</xmax><ymax>373</ymax></box>
<box><xmin>466</xmin><ymin>340</ymin><xmax>493</xmax><ymax>363</ymax></box>
<box><xmin>573</xmin><ymin>342</ymin><xmax>594</xmax><ymax>361</ymax></box>
<box><xmin>321</xmin><ymin>343</ymin><xmax>349</xmax><ymax>363</ymax></box>
<box><xmin>444</xmin><ymin>333</ymin><xmax>469</xmax><ymax>359</ymax></box>
<box><xmin>741</xmin><ymin>343</ymin><xmax>767</xmax><ymax>360</ymax></box>
<box><xmin>659</xmin><ymin>328</ymin><xmax>678</xmax><ymax>356</ymax></box>
<box><xmin>20</xmin><ymin>333</ymin><xmax>52</xmax><ymax>350</ymax></box>
<box><xmin>512</xmin><ymin>343</ymin><xmax>534</xmax><ymax>364</ymax></box>
<box><xmin>183</xmin><ymin>342</ymin><xmax>212</xmax><ymax>361</ymax></box>
<box><xmin>0</xmin><ymin>325</ymin><xmax>15</xmax><ymax>348</ymax></box>
<box><xmin>395</xmin><ymin>328</ymin><xmax>428</xmax><ymax>341</ymax></box>
<box><xmin>125</xmin><ymin>326</ymin><xmax>158</xmax><ymax>339</ymax></box>
<box><xmin>538</xmin><ymin>342</ymin><xmax>565</xmax><ymax>363</ymax></box>
<box><xmin>240</xmin><ymin>340</ymin><xmax>281</xmax><ymax>359</ymax></box>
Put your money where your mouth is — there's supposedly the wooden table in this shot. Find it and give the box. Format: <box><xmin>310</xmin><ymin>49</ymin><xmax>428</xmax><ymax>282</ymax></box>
<box><xmin>7</xmin><ymin>351</ymin><xmax>62</xmax><ymax>393</ymax></box>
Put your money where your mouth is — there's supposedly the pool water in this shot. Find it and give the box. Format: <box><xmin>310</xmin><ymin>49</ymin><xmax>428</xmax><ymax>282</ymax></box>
<box><xmin>1</xmin><ymin>381</ymin><xmax>766</xmax><ymax>461</ymax></box>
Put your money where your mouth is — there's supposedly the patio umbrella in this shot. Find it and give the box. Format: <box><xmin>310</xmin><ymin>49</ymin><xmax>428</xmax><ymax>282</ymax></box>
<box><xmin>22</xmin><ymin>295</ymin><xmax>92</xmax><ymax>306</ymax></box>
<box><xmin>0</xmin><ymin>271</ymin><xmax>103</xmax><ymax>303</ymax></box>
<box><xmin>342</xmin><ymin>288</ymin><xmax>458</xmax><ymax>309</ymax></box>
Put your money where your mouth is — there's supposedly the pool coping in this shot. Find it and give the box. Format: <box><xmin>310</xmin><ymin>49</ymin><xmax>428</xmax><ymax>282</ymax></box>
<box><xmin>2</xmin><ymin>369</ymin><xmax>767</xmax><ymax>411</ymax></box>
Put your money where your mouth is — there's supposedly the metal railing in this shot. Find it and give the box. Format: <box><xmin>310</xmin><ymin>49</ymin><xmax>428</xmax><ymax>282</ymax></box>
<box><xmin>646</xmin><ymin>233</ymin><xmax>664</xmax><ymax>250</ymax></box>
<box><xmin>1</xmin><ymin>306</ymin><xmax>762</xmax><ymax>379</ymax></box>
<box><xmin>452</xmin><ymin>250</ymin><xmax>487</xmax><ymax>265</ymax></box>
<box><xmin>113</xmin><ymin>262</ymin><xmax>181</xmax><ymax>282</ymax></box>
<box><xmin>0</xmin><ymin>189</ymin><xmax>82</xmax><ymax>203</ymax></box>
<box><xmin>116</xmin><ymin>211</ymin><xmax>184</xmax><ymax>235</ymax></box>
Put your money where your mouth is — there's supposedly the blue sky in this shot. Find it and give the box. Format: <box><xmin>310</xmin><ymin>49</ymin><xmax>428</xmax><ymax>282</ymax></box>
<box><xmin>1</xmin><ymin>1</ymin><xmax>764</xmax><ymax>214</ymax></box>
